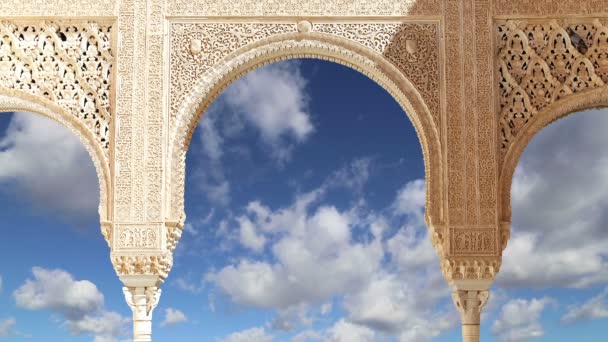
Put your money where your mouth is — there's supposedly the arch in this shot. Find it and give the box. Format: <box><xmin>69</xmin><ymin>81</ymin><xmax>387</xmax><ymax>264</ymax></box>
<box><xmin>499</xmin><ymin>86</ymin><xmax>608</xmax><ymax>229</ymax></box>
<box><xmin>168</xmin><ymin>32</ymin><xmax>444</xmax><ymax>234</ymax></box>
<box><xmin>0</xmin><ymin>87</ymin><xmax>111</xmax><ymax>223</ymax></box>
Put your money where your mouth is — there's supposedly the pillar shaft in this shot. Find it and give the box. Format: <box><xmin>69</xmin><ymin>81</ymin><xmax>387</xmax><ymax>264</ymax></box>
<box><xmin>123</xmin><ymin>286</ymin><xmax>162</xmax><ymax>342</ymax></box>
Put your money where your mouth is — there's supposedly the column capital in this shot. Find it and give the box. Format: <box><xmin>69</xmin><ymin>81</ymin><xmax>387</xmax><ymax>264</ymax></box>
<box><xmin>123</xmin><ymin>286</ymin><xmax>162</xmax><ymax>320</ymax></box>
<box><xmin>451</xmin><ymin>289</ymin><xmax>490</xmax><ymax>325</ymax></box>
<box><xmin>123</xmin><ymin>286</ymin><xmax>162</xmax><ymax>342</ymax></box>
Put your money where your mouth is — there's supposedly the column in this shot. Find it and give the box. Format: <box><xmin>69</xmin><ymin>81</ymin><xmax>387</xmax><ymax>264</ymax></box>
<box><xmin>451</xmin><ymin>286</ymin><xmax>490</xmax><ymax>342</ymax></box>
<box><xmin>123</xmin><ymin>286</ymin><xmax>162</xmax><ymax>342</ymax></box>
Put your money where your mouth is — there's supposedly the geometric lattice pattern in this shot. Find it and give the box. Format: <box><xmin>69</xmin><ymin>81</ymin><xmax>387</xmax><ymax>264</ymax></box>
<box><xmin>497</xmin><ymin>19</ymin><xmax>608</xmax><ymax>154</ymax></box>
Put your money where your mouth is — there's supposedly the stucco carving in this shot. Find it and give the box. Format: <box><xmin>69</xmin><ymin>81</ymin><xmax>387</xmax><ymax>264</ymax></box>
<box><xmin>442</xmin><ymin>257</ymin><xmax>501</xmax><ymax>282</ymax></box>
<box><xmin>115</xmin><ymin>225</ymin><xmax>160</xmax><ymax>250</ymax></box>
<box><xmin>112</xmin><ymin>253</ymin><xmax>173</xmax><ymax>281</ymax></box>
<box><xmin>497</xmin><ymin>19</ymin><xmax>607</xmax><ymax>156</ymax></box>
<box><xmin>450</xmin><ymin>228</ymin><xmax>497</xmax><ymax>255</ymax></box>
<box><xmin>167</xmin><ymin>0</ymin><xmax>441</xmax><ymax>17</ymax></box>
<box><xmin>0</xmin><ymin>20</ymin><xmax>114</xmax><ymax>156</ymax></box>
<box><xmin>0</xmin><ymin>0</ymin><xmax>117</xmax><ymax>17</ymax></box>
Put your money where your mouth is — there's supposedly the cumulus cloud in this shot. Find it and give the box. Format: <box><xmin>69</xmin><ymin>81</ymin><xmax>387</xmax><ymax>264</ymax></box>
<box><xmin>223</xmin><ymin>327</ymin><xmax>274</xmax><ymax>342</ymax></box>
<box><xmin>492</xmin><ymin>297</ymin><xmax>554</xmax><ymax>342</ymax></box>
<box><xmin>561</xmin><ymin>287</ymin><xmax>608</xmax><ymax>324</ymax></box>
<box><xmin>206</xmin><ymin>176</ymin><xmax>453</xmax><ymax>340</ymax></box>
<box><xmin>13</xmin><ymin>267</ymin><xmax>128</xmax><ymax>341</ymax></box>
<box><xmin>499</xmin><ymin>109</ymin><xmax>608</xmax><ymax>288</ymax></box>
<box><xmin>160</xmin><ymin>308</ymin><xmax>188</xmax><ymax>327</ymax></box>
<box><xmin>325</xmin><ymin>320</ymin><xmax>376</xmax><ymax>342</ymax></box>
<box><xmin>0</xmin><ymin>112</ymin><xmax>99</xmax><ymax>220</ymax></box>
<box><xmin>190</xmin><ymin>61</ymin><xmax>313</xmax><ymax>205</ymax></box>
<box><xmin>223</xmin><ymin>61</ymin><xmax>314</xmax><ymax>154</ymax></box>
<box><xmin>0</xmin><ymin>318</ymin><xmax>16</xmax><ymax>336</ymax></box>
<box><xmin>14</xmin><ymin>267</ymin><xmax>103</xmax><ymax>318</ymax></box>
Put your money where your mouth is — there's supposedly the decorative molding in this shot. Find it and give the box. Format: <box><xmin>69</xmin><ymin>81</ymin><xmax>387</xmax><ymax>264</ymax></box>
<box><xmin>0</xmin><ymin>20</ymin><xmax>114</xmax><ymax>157</ymax></box>
<box><xmin>493</xmin><ymin>0</ymin><xmax>607</xmax><ymax>16</ymax></box>
<box><xmin>111</xmin><ymin>253</ymin><xmax>173</xmax><ymax>281</ymax></box>
<box><xmin>442</xmin><ymin>257</ymin><xmax>501</xmax><ymax>282</ymax></box>
<box><xmin>0</xmin><ymin>0</ymin><xmax>117</xmax><ymax>17</ymax></box>
<box><xmin>167</xmin><ymin>0</ymin><xmax>441</xmax><ymax>17</ymax></box>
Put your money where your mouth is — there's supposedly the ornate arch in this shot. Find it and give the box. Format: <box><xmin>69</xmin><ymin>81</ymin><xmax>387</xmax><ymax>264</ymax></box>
<box><xmin>496</xmin><ymin>18</ymin><xmax>608</xmax><ymax>247</ymax></box>
<box><xmin>167</xmin><ymin>27</ymin><xmax>444</xmax><ymax>240</ymax></box>
<box><xmin>498</xmin><ymin>86</ymin><xmax>608</xmax><ymax>242</ymax></box>
<box><xmin>0</xmin><ymin>88</ymin><xmax>111</xmax><ymax>225</ymax></box>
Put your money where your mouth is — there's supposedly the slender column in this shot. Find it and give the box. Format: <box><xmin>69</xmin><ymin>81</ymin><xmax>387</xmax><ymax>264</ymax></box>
<box><xmin>452</xmin><ymin>288</ymin><xmax>489</xmax><ymax>342</ymax></box>
<box><xmin>123</xmin><ymin>286</ymin><xmax>162</xmax><ymax>342</ymax></box>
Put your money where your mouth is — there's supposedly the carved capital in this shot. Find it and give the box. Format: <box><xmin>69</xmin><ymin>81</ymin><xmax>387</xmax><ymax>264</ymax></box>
<box><xmin>452</xmin><ymin>290</ymin><xmax>490</xmax><ymax>325</ymax></box>
<box><xmin>123</xmin><ymin>286</ymin><xmax>162</xmax><ymax>320</ymax></box>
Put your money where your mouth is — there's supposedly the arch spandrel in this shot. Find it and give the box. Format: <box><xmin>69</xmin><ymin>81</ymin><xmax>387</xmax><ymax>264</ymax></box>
<box><xmin>496</xmin><ymin>18</ymin><xmax>608</xmax><ymax>245</ymax></box>
<box><xmin>0</xmin><ymin>19</ymin><xmax>115</xmax><ymax>157</ymax></box>
<box><xmin>166</xmin><ymin>20</ymin><xmax>445</xmax><ymax>254</ymax></box>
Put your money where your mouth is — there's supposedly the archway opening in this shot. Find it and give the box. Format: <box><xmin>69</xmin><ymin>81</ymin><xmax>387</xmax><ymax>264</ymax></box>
<box><xmin>160</xmin><ymin>59</ymin><xmax>457</xmax><ymax>341</ymax></box>
<box><xmin>494</xmin><ymin>108</ymin><xmax>608</xmax><ymax>341</ymax></box>
<box><xmin>0</xmin><ymin>110</ymin><xmax>127</xmax><ymax>341</ymax></box>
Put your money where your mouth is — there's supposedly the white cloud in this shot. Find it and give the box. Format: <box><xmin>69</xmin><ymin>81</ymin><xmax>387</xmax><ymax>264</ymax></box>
<box><xmin>499</xmin><ymin>109</ymin><xmax>608</xmax><ymax>288</ymax></box>
<box><xmin>392</xmin><ymin>179</ymin><xmax>426</xmax><ymax>226</ymax></box>
<box><xmin>207</xmin><ymin>178</ymin><xmax>454</xmax><ymax>340</ymax></box>
<box><xmin>160</xmin><ymin>308</ymin><xmax>188</xmax><ymax>327</ymax></box>
<box><xmin>14</xmin><ymin>267</ymin><xmax>103</xmax><ymax>318</ymax></box>
<box><xmin>326</xmin><ymin>319</ymin><xmax>376</xmax><ymax>342</ymax></box>
<box><xmin>208</xmin><ymin>203</ymin><xmax>384</xmax><ymax>310</ymax></box>
<box><xmin>492</xmin><ymin>297</ymin><xmax>554</xmax><ymax>342</ymax></box>
<box><xmin>561</xmin><ymin>287</ymin><xmax>608</xmax><ymax>324</ymax></box>
<box><xmin>223</xmin><ymin>327</ymin><xmax>273</xmax><ymax>342</ymax></box>
<box><xmin>223</xmin><ymin>61</ymin><xmax>314</xmax><ymax>157</ymax></box>
<box><xmin>190</xmin><ymin>61</ymin><xmax>313</xmax><ymax>205</ymax></box>
<box><xmin>65</xmin><ymin>311</ymin><xmax>129</xmax><ymax>338</ymax></box>
<box><xmin>0</xmin><ymin>318</ymin><xmax>16</xmax><ymax>336</ymax></box>
<box><xmin>238</xmin><ymin>217</ymin><xmax>267</xmax><ymax>252</ymax></box>
<box><xmin>13</xmin><ymin>267</ymin><xmax>128</xmax><ymax>341</ymax></box>
<box><xmin>0</xmin><ymin>112</ymin><xmax>99</xmax><ymax>219</ymax></box>
<box><xmin>292</xmin><ymin>329</ymin><xmax>323</xmax><ymax>342</ymax></box>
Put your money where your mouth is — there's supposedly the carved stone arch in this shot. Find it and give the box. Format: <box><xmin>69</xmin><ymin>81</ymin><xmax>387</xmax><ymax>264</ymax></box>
<box><xmin>168</xmin><ymin>31</ymin><xmax>444</xmax><ymax>245</ymax></box>
<box><xmin>498</xmin><ymin>86</ymin><xmax>608</xmax><ymax>247</ymax></box>
<box><xmin>0</xmin><ymin>88</ymin><xmax>111</xmax><ymax>225</ymax></box>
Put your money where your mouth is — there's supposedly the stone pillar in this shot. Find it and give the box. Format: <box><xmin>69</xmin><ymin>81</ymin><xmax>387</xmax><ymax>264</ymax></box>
<box><xmin>451</xmin><ymin>284</ymin><xmax>490</xmax><ymax>342</ymax></box>
<box><xmin>123</xmin><ymin>286</ymin><xmax>162</xmax><ymax>342</ymax></box>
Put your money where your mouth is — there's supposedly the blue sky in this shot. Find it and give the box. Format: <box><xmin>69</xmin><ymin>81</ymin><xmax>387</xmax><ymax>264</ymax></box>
<box><xmin>0</xmin><ymin>59</ymin><xmax>607</xmax><ymax>341</ymax></box>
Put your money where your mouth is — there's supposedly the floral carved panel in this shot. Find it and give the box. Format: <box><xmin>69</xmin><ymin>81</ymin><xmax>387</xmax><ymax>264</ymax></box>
<box><xmin>497</xmin><ymin>19</ymin><xmax>608</xmax><ymax>158</ymax></box>
<box><xmin>0</xmin><ymin>20</ymin><xmax>114</xmax><ymax>158</ymax></box>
